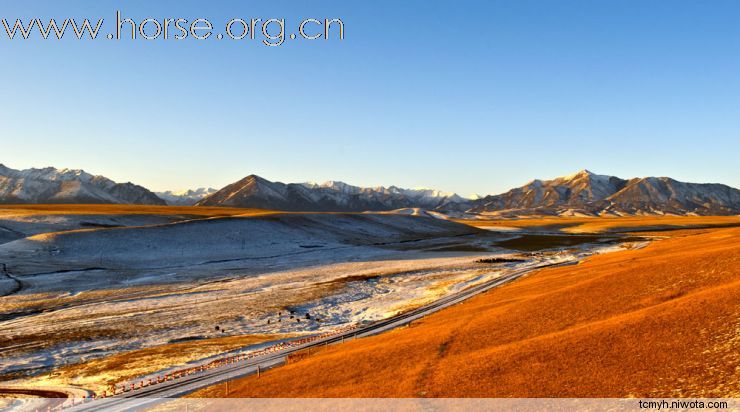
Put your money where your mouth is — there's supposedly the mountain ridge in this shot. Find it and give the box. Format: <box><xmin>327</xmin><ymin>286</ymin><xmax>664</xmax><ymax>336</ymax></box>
<box><xmin>0</xmin><ymin>164</ymin><xmax>165</xmax><ymax>205</ymax></box>
<box><xmin>195</xmin><ymin>175</ymin><xmax>472</xmax><ymax>212</ymax></box>
<box><xmin>1</xmin><ymin>164</ymin><xmax>737</xmax><ymax>216</ymax></box>
<box><xmin>198</xmin><ymin>170</ymin><xmax>739</xmax><ymax>216</ymax></box>
<box><xmin>469</xmin><ymin>169</ymin><xmax>739</xmax><ymax>217</ymax></box>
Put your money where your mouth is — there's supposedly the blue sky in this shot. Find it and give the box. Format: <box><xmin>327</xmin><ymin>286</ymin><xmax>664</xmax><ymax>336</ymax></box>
<box><xmin>1</xmin><ymin>0</ymin><xmax>739</xmax><ymax>196</ymax></box>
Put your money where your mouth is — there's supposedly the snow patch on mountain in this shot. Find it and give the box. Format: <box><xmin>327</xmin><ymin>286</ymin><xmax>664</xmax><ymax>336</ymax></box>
<box><xmin>0</xmin><ymin>164</ymin><xmax>164</xmax><ymax>205</ymax></box>
<box><xmin>156</xmin><ymin>187</ymin><xmax>217</xmax><ymax>206</ymax></box>
<box><xmin>197</xmin><ymin>175</ymin><xmax>474</xmax><ymax>212</ymax></box>
<box><xmin>469</xmin><ymin>170</ymin><xmax>740</xmax><ymax>216</ymax></box>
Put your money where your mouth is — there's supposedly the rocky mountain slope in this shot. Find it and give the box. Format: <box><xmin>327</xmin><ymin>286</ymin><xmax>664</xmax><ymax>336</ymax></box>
<box><xmin>0</xmin><ymin>164</ymin><xmax>164</xmax><ymax>205</ymax></box>
<box><xmin>196</xmin><ymin>175</ymin><xmax>472</xmax><ymax>212</ymax></box>
<box><xmin>469</xmin><ymin>170</ymin><xmax>740</xmax><ymax>216</ymax></box>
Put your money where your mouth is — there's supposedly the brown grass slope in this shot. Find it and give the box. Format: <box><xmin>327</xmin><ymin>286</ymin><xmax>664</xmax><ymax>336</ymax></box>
<box><xmin>192</xmin><ymin>227</ymin><xmax>740</xmax><ymax>398</ymax></box>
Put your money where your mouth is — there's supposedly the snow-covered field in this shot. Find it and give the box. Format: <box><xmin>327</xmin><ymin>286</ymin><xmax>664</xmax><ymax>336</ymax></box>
<box><xmin>0</xmin><ymin>210</ymin><xmax>636</xmax><ymax>392</ymax></box>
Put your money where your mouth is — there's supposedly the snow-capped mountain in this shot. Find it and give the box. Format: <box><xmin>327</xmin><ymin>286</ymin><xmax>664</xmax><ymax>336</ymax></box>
<box><xmin>155</xmin><ymin>187</ymin><xmax>217</xmax><ymax>206</ymax></box>
<box><xmin>3</xmin><ymin>165</ymin><xmax>736</xmax><ymax>215</ymax></box>
<box><xmin>196</xmin><ymin>175</ymin><xmax>472</xmax><ymax>212</ymax></box>
<box><xmin>0</xmin><ymin>164</ymin><xmax>165</xmax><ymax>205</ymax></box>
<box><xmin>469</xmin><ymin>170</ymin><xmax>740</xmax><ymax>216</ymax></box>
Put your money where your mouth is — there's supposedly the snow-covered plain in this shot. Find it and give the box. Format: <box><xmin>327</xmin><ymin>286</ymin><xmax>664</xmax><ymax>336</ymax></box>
<box><xmin>0</xmin><ymin>211</ymin><xmax>636</xmax><ymax>392</ymax></box>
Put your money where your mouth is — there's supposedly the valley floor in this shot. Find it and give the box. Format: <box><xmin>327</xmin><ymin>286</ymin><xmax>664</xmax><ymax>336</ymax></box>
<box><xmin>0</xmin><ymin>208</ymin><xmax>735</xmax><ymax>398</ymax></box>
<box><xmin>0</xmin><ymin>206</ymin><xmax>544</xmax><ymax>393</ymax></box>
<box><xmin>189</xmin><ymin>225</ymin><xmax>740</xmax><ymax>398</ymax></box>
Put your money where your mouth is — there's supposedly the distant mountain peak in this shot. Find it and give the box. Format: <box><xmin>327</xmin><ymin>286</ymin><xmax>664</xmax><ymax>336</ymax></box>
<box><xmin>560</xmin><ymin>169</ymin><xmax>606</xmax><ymax>181</ymax></box>
<box><xmin>569</xmin><ymin>169</ymin><xmax>594</xmax><ymax>177</ymax></box>
<box><xmin>242</xmin><ymin>174</ymin><xmax>268</xmax><ymax>182</ymax></box>
<box><xmin>155</xmin><ymin>187</ymin><xmax>217</xmax><ymax>206</ymax></box>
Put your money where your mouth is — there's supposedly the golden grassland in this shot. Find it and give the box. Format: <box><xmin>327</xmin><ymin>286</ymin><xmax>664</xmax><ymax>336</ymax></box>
<box><xmin>0</xmin><ymin>204</ymin><xmax>275</xmax><ymax>218</ymax></box>
<box><xmin>456</xmin><ymin>215</ymin><xmax>740</xmax><ymax>233</ymax></box>
<box><xmin>190</xmin><ymin>226</ymin><xmax>740</xmax><ymax>397</ymax></box>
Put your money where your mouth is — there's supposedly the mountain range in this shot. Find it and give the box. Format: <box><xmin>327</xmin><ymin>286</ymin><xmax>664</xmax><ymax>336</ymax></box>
<box><xmin>0</xmin><ymin>164</ymin><xmax>164</xmax><ymax>205</ymax></box>
<box><xmin>469</xmin><ymin>170</ymin><xmax>740</xmax><ymax>217</ymax></box>
<box><xmin>1</xmin><ymin>164</ymin><xmax>738</xmax><ymax>216</ymax></box>
<box><xmin>194</xmin><ymin>175</ymin><xmax>470</xmax><ymax>212</ymax></box>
